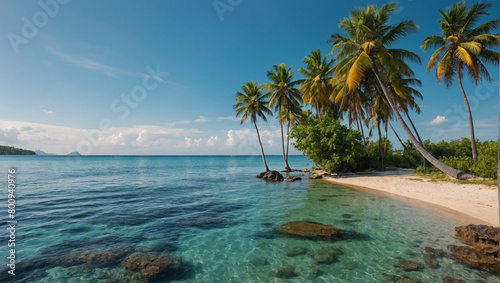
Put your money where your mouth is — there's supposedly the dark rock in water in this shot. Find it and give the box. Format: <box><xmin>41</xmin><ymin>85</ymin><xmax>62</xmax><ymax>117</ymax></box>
<box><xmin>343</xmin><ymin>261</ymin><xmax>358</xmax><ymax>270</ymax></box>
<box><xmin>284</xmin><ymin>176</ymin><xmax>302</xmax><ymax>182</ymax></box>
<box><xmin>395</xmin><ymin>260</ymin><xmax>422</xmax><ymax>271</ymax></box>
<box><xmin>442</xmin><ymin>277</ymin><xmax>466</xmax><ymax>283</ymax></box>
<box><xmin>382</xmin><ymin>273</ymin><xmax>400</xmax><ymax>282</ymax></box>
<box><xmin>318</xmin><ymin>198</ymin><xmax>327</xmax><ymax>202</ymax></box>
<box><xmin>450</xmin><ymin>245</ymin><xmax>500</xmax><ymax>273</ymax></box>
<box><xmin>250</xmin><ymin>258</ymin><xmax>269</xmax><ymax>266</ymax></box>
<box><xmin>455</xmin><ymin>224</ymin><xmax>500</xmax><ymax>247</ymax></box>
<box><xmin>342</xmin><ymin>214</ymin><xmax>354</xmax><ymax>219</ymax></box>
<box><xmin>309</xmin><ymin>174</ymin><xmax>322</xmax><ymax>179</ymax></box>
<box><xmin>60</xmin><ymin>249</ymin><xmax>119</xmax><ymax>265</ymax></box>
<box><xmin>424</xmin><ymin>247</ymin><xmax>444</xmax><ymax>258</ymax></box>
<box><xmin>121</xmin><ymin>252</ymin><xmax>183</xmax><ymax>278</ymax></box>
<box><xmin>303</xmin><ymin>168</ymin><xmax>311</xmax><ymax>173</ymax></box>
<box><xmin>285</xmin><ymin>247</ymin><xmax>307</xmax><ymax>257</ymax></box>
<box><xmin>399</xmin><ymin>278</ymin><xmax>423</xmax><ymax>283</ymax></box>
<box><xmin>268</xmin><ymin>265</ymin><xmax>296</xmax><ymax>278</ymax></box>
<box><xmin>310</xmin><ymin>246</ymin><xmax>344</xmax><ymax>264</ymax></box>
<box><xmin>259</xmin><ymin>170</ymin><xmax>284</xmax><ymax>181</ymax></box>
<box><xmin>423</xmin><ymin>253</ymin><xmax>438</xmax><ymax>268</ymax></box>
<box><xmin>253</xmin><ymin>231</ymin><xmax>277</xmax><ymax>240</ymax></box>
<box><xmin>278</xmin><ymin>221</ymin><xmax>341</xmax><ymax>240</ymax></box>
<box><xmin>256</xmin><ymin>172</ymin><xmax>266</xmax><ymax>178</ymax></box>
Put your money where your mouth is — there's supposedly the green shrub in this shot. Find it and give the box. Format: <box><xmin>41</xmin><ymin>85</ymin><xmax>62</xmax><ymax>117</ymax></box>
<box><xmin>291</xmin><ymin>111</ymin><xmax>366</xmax><ymax>173</ymax></box>
<box><xmin>415</xmin><ymin>166</ymin><xmax>430</xmax><ymax>174</ymax></box>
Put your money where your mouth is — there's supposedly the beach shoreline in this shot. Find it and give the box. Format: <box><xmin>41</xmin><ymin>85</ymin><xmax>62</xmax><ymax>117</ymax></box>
<box><xmin>321</xmin><ymin>169</ymin><xmax>499</xmax><ymax>226</ymax></box>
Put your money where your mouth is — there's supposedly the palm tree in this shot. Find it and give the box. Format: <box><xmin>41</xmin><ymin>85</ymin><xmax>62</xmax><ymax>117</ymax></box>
<box><xmin>422</xmin><ymin>1</ymin><xmax>499</xmax><ymax>163</ymax></box>
<box><xmin>298</xmin><ymin>50</ymin><xmax>335</xmax><ymax>120</ymax></box>
<box><xmin>263</xmin><ymin>63</ymin><xmax>302</xmax><ymax>171</ymax></box>
<box><xmin>329</xmin><ymin>3</ymin><xmax>475</xmax><ymax>179</ymax></box>
<box><xmin>234</xmin><ymin>81</ymin><xmax>273</xmax><ymax>172</ymax></box>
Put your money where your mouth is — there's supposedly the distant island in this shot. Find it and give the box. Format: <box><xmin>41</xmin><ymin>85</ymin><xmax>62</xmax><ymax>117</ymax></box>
<box><xmin>0</xmin><ymin>146</ymin><xmax>36</xmax><ymax>155</ymax></box>
<box><xmin>35</xmin><ymin>149</ymin><xmax>57</xmax><ymax>156</ymax></box>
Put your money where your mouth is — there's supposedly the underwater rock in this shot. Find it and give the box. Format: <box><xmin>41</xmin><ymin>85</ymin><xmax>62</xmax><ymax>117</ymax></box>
<box><xmin>423</xmin><ymin>253</ymin><xmax>438</xmax><ymax>268</ymax></box>
<box><xmin>398</xmin><ymin>278</ymin><xmax>423</xmax><ymax>283</ymax></box>
<box><xmin>310</xmin><ymin>246</ymin><xmax>344</xmax><ymax>264</ymax></box>
<box><xmin>450</xmin><ymin>245</ymin><xmax>500</xmax><ymax>273</ymax></box>
<box><xmin>284</xmin><ymin>176</ymin><xmax>302</xmax><ymax>182</ymax></box>
<box><xmin>121</xmin><ymin>252</ymin><xmax>183</xmax><ymax>278</ymax></box>
<box><xmin>250</xmin><ymin>258</ymin><xmax>269</xmax><ymax>266</ymax></box>
<box><xmin>455</xmin><ymin>224</ymin><xmax>500</xmax><ymax>247</ymax></box>
<box><xmin>343</xmin><ymin>261</ymin><xmax>358</xmax><ymax>270</ymax></box>
<box><xmin>424</xmin><ymin>247</ymin><xmax>444</xmax><ymax>258</ymax></box>
<box><xmin>285</xmin><ymin>247</ymin><xmax>307</xmax><ymax>257</ymax></box>
<box><xmin>258</xmin><ymin>170</ymin><xmax>284</xmax><ymax>181</ymax></box>
<box><xmin>395</xmin><ymin>260</ymin><xmax>423</xmax><ymax>271</ymax></box>
<box><xmin>442</xmin><ymin>277</ymin><xmax>466</xmax><ymax>283</ymax></box>
<box><xmin>268</xmin><ymin>265</ymin><xmax>297</xmax><ymax>278</ymax></box>
<box><xmin>278</xmin><ymin>221</ymin><xmax>340</xmax><ymax>239</ymax></box>
<box><xmin>62</xmin><ymin>249</ymin><xmax>118</xmax><ymax>265</ymax></box>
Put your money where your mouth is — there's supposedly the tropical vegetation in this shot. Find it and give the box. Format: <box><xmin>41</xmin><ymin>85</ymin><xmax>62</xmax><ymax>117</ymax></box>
<box><xmin>233</xmin><ymin>1</ymin><xmax>498</xmax><ymax>181</ymax></box>
<box><xmin>0</xmin><ymin>146</ymin><xmax>35</xmax><ymax>155</ymax></box>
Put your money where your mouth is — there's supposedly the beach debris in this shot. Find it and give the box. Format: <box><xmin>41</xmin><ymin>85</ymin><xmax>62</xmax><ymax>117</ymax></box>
<box><xmin>285</xmin><ymin>247</ymin><xmax>307</xmax><ymax>257</ymax></box>
<box><xmin>310</xmin><ymin>246</ymin><xmax>344</xmax><ymax>264</ymax></box>
<box><xmin>278</xmin><ymin>221</ymin><xmax>341</xmax><ymax>239</ymax></box>
<box><xmin>442</xmin><ymin>277</ymin><xmax>466</xmax><ymax>283</ymax></box>
<box><xmin>256</xmin><ymin>170</ymin><xmax>284</xmax><ymax>181</ymax></box>
<box><xmin>268</xmin><ymin>265</ymin><xmax>297</xmax><ymax>278</ymax></box>
<box><xmin>449</xmin><ymin>224</ymin><xmax>500</xmax><ymax>273</ymax></box>
<box><xmin>121</xmin><ymin>252</ymin><xmax>183</xmax><ymax>278</ymax></box>
<box><xmin>450</xmin><ymin>245</ymin><xmax>500</xmax><ymax>273</ymax></box>
<box><xmin>395</xmin><ymin>260</ymin><xmax>423</xmax><ymax>271</ymax></box>
<box><xmin>284</xmin><ymin>176</ymin><xmax>302</xmax><ymax>182</ymax></box>
<box><xmin>302</xmin><ymin>168</ymin><xmax>311</xmax><ymax>173</ymax></box>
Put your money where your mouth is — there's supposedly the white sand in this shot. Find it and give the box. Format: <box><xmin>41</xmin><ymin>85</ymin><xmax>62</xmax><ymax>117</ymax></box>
<box><xmin>322</xmin><ymin>169</ymin><xmax>499</xmax><ymax>226</ymax></box>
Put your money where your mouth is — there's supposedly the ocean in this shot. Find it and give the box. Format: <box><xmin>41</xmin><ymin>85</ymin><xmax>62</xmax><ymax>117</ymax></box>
<box><xmin>0</xmin><ymin>155</ymin><xmax>498</xmax><ymax>282</ymax></box>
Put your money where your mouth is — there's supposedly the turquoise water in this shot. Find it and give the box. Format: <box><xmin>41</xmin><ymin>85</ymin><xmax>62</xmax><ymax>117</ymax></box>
<box><xmin>0</xmin><ymin>155</ymin><xmax>498</xmax><ymax>282</ymax></box>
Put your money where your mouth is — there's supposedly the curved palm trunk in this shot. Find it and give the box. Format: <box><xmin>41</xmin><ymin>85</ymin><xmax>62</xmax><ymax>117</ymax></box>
<box><xmin>384</xmin><ymin>122</ymin><xmax>388</xmax><ymax>155</ymax></box>
<box><xmin>285</xmin><ymin>123</ymin><xmax>292</xmax><ymax>171</ymax></box>
<box><xmin>377</xmin><ymin>123</ymin><xmax>384</xmax><ymax>169</ymax></box>
<box><xmin>405</xmin><ymin>111</ymin><xmax>427</xmax><ymax>166</ymax></box>
<box><xmin>372</xmin><ymin>64</ymin><xmax>475</xmax><ymax>180</ymax></box>
<box><xmin>389</xmin><ymin>122</ymin><xmax>407</xmax><ymax>151</ymax></box>
<box><xmin>457</xmin><ymin>75</ymin><xmax>478</xmax><ymax>163</ymax></box>
<box><xmin>254</xmin><ymin>122</ymin><xmax>269</xmax><ymax>172</ymax></box>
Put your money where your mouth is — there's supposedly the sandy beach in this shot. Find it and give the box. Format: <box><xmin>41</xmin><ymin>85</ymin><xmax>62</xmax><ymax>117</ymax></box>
<box><xmin>322</xmin><ymin>169</ymin><xmax>499</xmax><ymax>226</ymax></box>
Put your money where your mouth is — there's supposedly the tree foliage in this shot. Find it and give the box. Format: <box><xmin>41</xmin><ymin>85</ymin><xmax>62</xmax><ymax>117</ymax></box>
<box><xmin>290</xmin><ymin>111</ymin><xmax>365</xmax><ymax>172</ymax></box>
<box><xmin>0</xmin><ymin>146</ymin><xmax>35</xmax><ymax>155</ymax></box>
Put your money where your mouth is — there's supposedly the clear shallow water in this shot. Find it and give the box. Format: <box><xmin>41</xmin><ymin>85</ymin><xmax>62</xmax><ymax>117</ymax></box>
<box><xmin>0</xmin><ymin>155</ymin><xmax>498</xmax><ymax>282</ymax></box>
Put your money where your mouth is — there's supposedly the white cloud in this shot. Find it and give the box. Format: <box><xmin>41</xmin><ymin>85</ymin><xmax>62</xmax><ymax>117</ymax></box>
<box><xmin>429</xmin><ymin>115</ymin><xmax>448</xmax><ymax>125</ymax></box>
<box><xmin>195</xmin><ymin>116</ymin><xmax>208</xmax><ymax>123</ymax></box>
<box><xmin>207</xmin><ymin>136</ymin><xmax>219</xmax><ymax>146</ymax></box>
<box><xmin>217</xmin><ymin>116</ymin><xmax>239</xmax><ymax>122</ymax></box>
<box><xmin>42</xmin><ymin>110</ymin><xmax>53</xmax><ymax>115</ymax></box>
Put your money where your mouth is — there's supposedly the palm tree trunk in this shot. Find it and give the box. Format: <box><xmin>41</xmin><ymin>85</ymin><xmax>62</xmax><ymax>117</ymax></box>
<box><xmin>285</xmin><ymin>122</ymin><xmax>292</xmax><ymax>171</ymax></box>
<box><xmin>405</xmin><ymin>111</ymin><xmax>427</xmax><ymax>166</ymax></box>
<box><xmin>254</xmin><ymin>121</ymin><xmax>269</xmax><ymax>172</ymax></box>
<box><xmin>278</xmin><ymin>105</ymin><xmax>288</xmax><ymax>171</ymax></box>
<box><xmin>371</xmin><ymin>63</ymin><xmax>475</xmax><ymax>180</ymax></box>
<box><xmin>389</xmin><ymin>122</ymin><xmax>407</xmax><ymax>151</ymax></box>
<box><xmin>384</xmin><ymin>122</ymin><xmax>388</xmax><ymax>155</ymax></box>
<box><xmin>457</xmin><ymin>75</ymin><xmax>478</xmax><ymax>163</ymax></box>
<box><xmin>378</xmin><ymin>122</ymin><xmax>384</xmax><ymax>169</ymax></box>
<box><xmin>316</xmin><ymin>104</ymin><xmax>322</xmax><ymax>121</ymax></box>
<box><xmin>405</xmin><ymin>112</ymin><xmax>423</xmax><ymax>145</ymax></box>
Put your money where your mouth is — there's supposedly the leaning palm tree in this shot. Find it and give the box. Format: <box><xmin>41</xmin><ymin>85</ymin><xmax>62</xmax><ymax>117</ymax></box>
<box><xmin>234</xmin><ymin>81</ymin><xmax>273</xmax><ymax>172</ymax></box>
<box><xmin>298</xmin><ymin>50</ymin><xmax>335</xmax><ymax>120</ymax></box>
<box><xmin>422</xmin><ymin>1</ymin><xmax>499</xmax><ymax>163</ymax></box>
<box><xmin>329</xmin><ymin>3</ymin><xmax>475</xmax><ymax>179</ymax></box>
<box><xmin>263</xmin><ymin>63</ymin><xmax>302</xmax><ymax>171</ymax></box>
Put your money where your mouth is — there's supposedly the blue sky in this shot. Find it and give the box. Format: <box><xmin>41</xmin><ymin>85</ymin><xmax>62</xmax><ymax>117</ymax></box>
<box><xmin>0</xmin><ymin>0</ymin><xmax>498</xmax><ymax>155</ymax></box>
